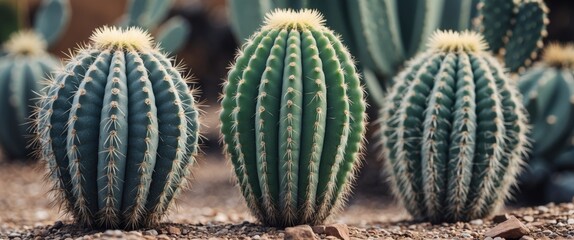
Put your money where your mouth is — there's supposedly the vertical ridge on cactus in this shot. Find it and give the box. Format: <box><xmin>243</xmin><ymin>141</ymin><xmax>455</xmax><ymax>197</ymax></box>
<box><xmin>32</xmin><ymin>26</ymin><xmax>200</xmax><ymax>229</ymax></box>
<box><xmin>0</xmin><ymin>30</ymin><xmax>58</xmax><ymax>160</ymax></box>
<box><xmin>379</xmin><ymin>30</ymin><xmax>529</xmax><ymax>223</ymax></box>
<box><xmin>220</xmin><ymin>9</ymin><xmax>367</xmax><ymax>227</ymax></box>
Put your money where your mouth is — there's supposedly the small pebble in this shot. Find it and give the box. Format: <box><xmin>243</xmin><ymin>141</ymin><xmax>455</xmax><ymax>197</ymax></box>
<box><xmin>522</xmin><ymin>216</ymin><xmax>534</xmax><ymax>222</ymax></box>
<box><xmin>568</xmin><ymin>218</ymin><xmax>574</xmax><ymax>225</ymax></box>
<box><xmin>537</xmin><ymin>206</ymin><xmax>550</xmax><ymax>213</ymax></box>
<box><xmin>167</xmin><ymin>226</ymin><xmax>181</xmax><ymax>235</ymax></box>
<box><xmin>546</xmin><ymin>219</ymin><xmax>557</xmax><ymax>224</ymax></box>
<box><xmin>542</xmin><ymin>229</ymin><xmax>553</xmax><ymax>235</ymax></box>
<box><xmin>144</xmin><ymin>229</ymin><xmax>158</xmax><ymax>236</ymax></box>
<box><xmin>470</xmin><ymin>219</ymin><xmax>483</xmax><ymax>225</ymax></box>
<box><xmin>52</xmin><ymin>221</ymin><xmax>64</xmax><ymax>229</ymax></box>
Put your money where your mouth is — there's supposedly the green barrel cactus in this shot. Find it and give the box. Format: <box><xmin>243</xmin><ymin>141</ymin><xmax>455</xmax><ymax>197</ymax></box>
<box><xmin>517</xmin><ymin>44</ymin><xmax>574</xmax><ymax>203</ymax></box>
<box><xmin>220</xmin><ymin>9</ymin><xmax>367</xmax><ymax>227</ymax></box>
<box><xmin>0</xmin><ymin>31</ymin><xmax>58</xmax><ymax>159</ymax></box>
<box><xmin>32</xmin><ymin>26</ymin><xmax>200</xmax><ymax>229</ymax></box>
<box><xmin>379</xmin><ymin>30</ymin><xmax>529</xmax><ymax>223</ymax></box>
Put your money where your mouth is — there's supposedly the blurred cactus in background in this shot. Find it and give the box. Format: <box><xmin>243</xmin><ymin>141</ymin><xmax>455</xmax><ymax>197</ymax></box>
<box><xmin>476</xmin><ymin>0</ymin><xmax>549</xmax><ymax>73</ymax></box>
<box><xmin>518</xmin><ymin>43</ymin><xmax>574</xmax><ymax>204</ymax></box>
<box><xmin>32</xmin><ymin>27</ymin><xmax>201</xmax><ymax>229</ymax></box>
<box><xmin>378</xmin><ymin>30</ymin><xmax>529</xmax><ymax>222</ymax></box>
<box><xmin>118</xmin><ymin>0</ymin><xmax>191</xmax><ymax>54</ymax></box>
<box><xmin>0</xmin><ymin>31</ymin><xmax>58</xmax><ymax>160</ymax></box>
<box><xmin>220</xmin><ymin>9</ymin><xmax>367</xmax><ymax>227</ymax></box>
<box><xmin>34</xmin><ymin>0</ymin><xmax>71</xmax><ymax>47</ymax></box>
<box><xmin>0</xmin><ymin>0</ymin><xmax>69</xmax><ymax>160</ymax></box>
<box><xmin>228</xmin><ymin>0</ymin><xmax>548</xmax><ymax>108</ymax></box>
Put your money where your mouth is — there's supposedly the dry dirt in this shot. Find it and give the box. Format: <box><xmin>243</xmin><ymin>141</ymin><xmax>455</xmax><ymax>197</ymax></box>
<box><xmin>1</xmin><ymin>153</ymin><xmax>573</xmax><ymax>239</ymax></box>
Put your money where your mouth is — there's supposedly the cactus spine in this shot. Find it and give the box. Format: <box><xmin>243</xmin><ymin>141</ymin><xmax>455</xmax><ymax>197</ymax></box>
<box><xmin>379</xmin><ymin>30</ymin><xmax>529</xmax><ymax>222</ymax></box>
<box><xmin>0</xmin><ymin>31</ymin><xmax>58</xmax><ymax>159</ymax></box>
<box><xmin>32</xmin><ymin>26</ymin><xmax>200</xmax><ymax>229</ymax></box>
<box><xmin>220</xmin><ymin>9</ymin><xmax>367</xmax><ymax>227</ymax></box>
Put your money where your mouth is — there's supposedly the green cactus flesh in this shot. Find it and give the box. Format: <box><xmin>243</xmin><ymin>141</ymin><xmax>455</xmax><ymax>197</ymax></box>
<box><xmin>32</xmin><ymin>27</ymin><xmax>200</xmax><ymax>229</ymax></box>
<box><xmin>379</xmin><ymin>31</ymin><xmax>529</xmax><ymax>223</ymax></box>
<box><xmin>0</xmin><ymin>31</ymin><xmax>57</xmax><ymax>160</ymax></box>
<box><xmin>220</xmin><ymin>9</ymin><xmax>367</xmax><ymax>227</ymax></box>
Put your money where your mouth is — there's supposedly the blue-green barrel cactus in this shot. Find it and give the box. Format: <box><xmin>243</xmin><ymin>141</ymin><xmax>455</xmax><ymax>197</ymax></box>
<box><xmin>379</xmin><ymin>30</ymin><xmax>529</xmax><ymax>223</ymax></box>
<box><xmin>0</xmin><ymin>31</ymin><xmax>58</xmax><ymax>159</ymax></box>
<box><xmin>517</xmin><ymin>44</ymin><xmax>574</xmax><ymax>203</ymax></box>
<box><xmin>519</xmin><ymin>44</ymin><xmax>574</xmax><ymax>159</ymax></box>
<box><xmin>220</xmin><ymin>9</ymin><xmax>367</xmax><ymax>227</ymax></box>
<box><xmin>32</xmin><ymin>26</ymin><xmax>200</xmax><ymax>229</ymax></box>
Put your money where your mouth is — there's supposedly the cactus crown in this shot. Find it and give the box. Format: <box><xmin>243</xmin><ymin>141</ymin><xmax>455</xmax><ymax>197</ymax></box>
<box><xmin>542</xmin><ymin>43</ymin><xmax>574</xmax><ymax>69</ymax></box>
<box><xmin>427</xmin><ymin>30</ymin><xmax>488</xmax><ymax>53</ymax></box>
<box><xmin>3</xmin><ymin>30</ymin><xmax>48</xmax><ymax>56</ymax></box>
<box><xmin>90</xmin><ymin>26</ymin><xmax>154</xmax><ymax>51</ymax></box>
<box><xmin>262</xmin><ymin>9</ymin><xmax>325</xmax><ymax>31</ymax></box>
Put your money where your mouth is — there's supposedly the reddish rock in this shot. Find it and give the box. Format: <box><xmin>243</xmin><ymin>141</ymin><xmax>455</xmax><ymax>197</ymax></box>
<box><xmin>285</xmin><ymin>225</ymin><xmax>316</xmax><ymax>240</ymax></box>
<box><xmin>167</xmin><ymin>226</ymin><xmax>181</xmax><ymax>235</ymax></box>
<box><xmin>492</xmin><ymin>214</ymin><xmax>510</xmax><ymax>224</ymax></box>
<box><xmin>325</xmin><ymin>224</ymin><xmax>350</xmax><ymax>240</ymax></box>
<box><xmin>484</xmin><ymin>216</ymin><xmax>530</xmax><ymax>239</ymax></box>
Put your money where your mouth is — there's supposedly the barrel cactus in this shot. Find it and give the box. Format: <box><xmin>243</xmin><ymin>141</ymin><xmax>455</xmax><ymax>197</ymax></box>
<box><xmin>379</xmin><ymin>30</ymin><xmax>529</xmax><ymax>223</ymax></box>
<box><xmin>220</xmin><ymin>9</ymin><xmax>367</xmax><ymax>227</ymax></box>
<box><xmin>0</xmin><ymin>30</ymin><xmax>58</xmax><ymax>159</ymax></box>
<box><xmin>32</xmin><ymin>26</ymin><xmax>200</xmax><ymax>229</ymax></box>
<box><xmin>518</xmin><ymin>43</ymin><xmax>574</xmax><ymax>203</ymax></box>
<box><xmin>519</xmin><ymin>43</ymin><xmax>574</xmax><ymax>159</ymax></box>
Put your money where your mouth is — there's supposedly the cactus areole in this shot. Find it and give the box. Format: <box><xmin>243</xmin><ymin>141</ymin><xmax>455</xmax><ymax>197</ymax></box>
<box><xmin>33</xmin><ymin>26</ymin><xmax>200</xmax><ymax>229</ymax></box>
<box><xmin>220</xmin><ymin>9</ymin><xmax>367</xmax><ymax>227</ymax></box>
<box><xmin>379</xmin><ymin>30</ymin><xmax>529</xmax><ymax>223</ymax></box>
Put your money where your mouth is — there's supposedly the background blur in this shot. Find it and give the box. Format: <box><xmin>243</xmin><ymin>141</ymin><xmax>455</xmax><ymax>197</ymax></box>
<box><xmin>6</xmin><ymin>0</ymin><xmax>574</xmax><ymax>200</ymax></box>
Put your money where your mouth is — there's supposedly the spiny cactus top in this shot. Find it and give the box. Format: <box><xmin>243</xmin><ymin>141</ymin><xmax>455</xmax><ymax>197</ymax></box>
<box><xmin>379</xmin><ymin>30</ymin><xmax>529</xmax><ymax>223</ymax></box>
<box><xmin>0</xmin><ymin>30</ymin><xmax>57</xmax><ymax>159</ymax></box>
<box><xmin>220</xmin><ymin>9</ymin><xmax>367</xmax><ymax>227</ymax></box>
<box><xmin>33</xmin><ymin>26</ymin><xmax>200</xmax><ymax>229</ymax></box>
<box><xmin>519</xmin><ymin>43</ymin><xmax>574</xmax><ymax>159</ymax></box>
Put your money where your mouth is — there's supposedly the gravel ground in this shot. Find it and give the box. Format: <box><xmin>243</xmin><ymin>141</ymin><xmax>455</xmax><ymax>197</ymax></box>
<box><xmin>1</xmin><ymin>153</ymin><xmax>573</xmax><ymax>239</ymax></box>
